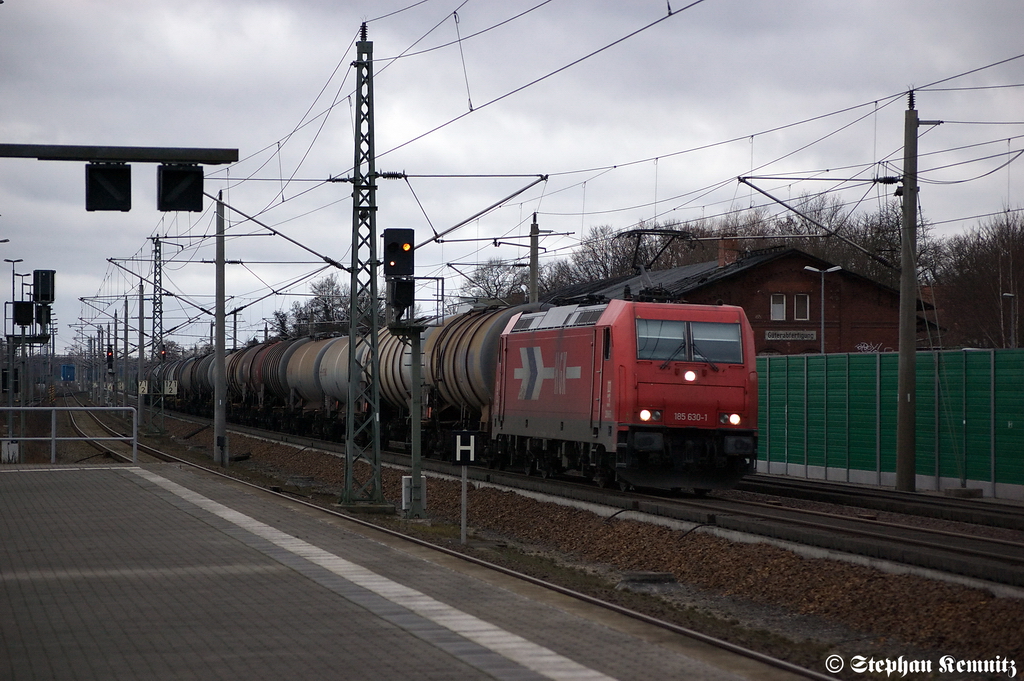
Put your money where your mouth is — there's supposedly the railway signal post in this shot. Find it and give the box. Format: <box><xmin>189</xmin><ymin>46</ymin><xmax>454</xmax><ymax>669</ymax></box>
<box><xmin>383</xmin><ymin>228</ymin><xmax>426</xmax><ymax>518</ymax></box>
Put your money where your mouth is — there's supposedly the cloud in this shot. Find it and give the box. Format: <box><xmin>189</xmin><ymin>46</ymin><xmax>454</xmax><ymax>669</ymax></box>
<box><xmin>1</xmin><ymin>0</ymin><xmax>1022</xmax><ymax>352</ymax></box>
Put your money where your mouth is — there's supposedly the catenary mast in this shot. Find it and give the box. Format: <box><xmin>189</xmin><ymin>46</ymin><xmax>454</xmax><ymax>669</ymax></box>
<box><xmin>342</xmin><ymin>23</ymin><xmax>384</xmax><ymax>506</ymax></box>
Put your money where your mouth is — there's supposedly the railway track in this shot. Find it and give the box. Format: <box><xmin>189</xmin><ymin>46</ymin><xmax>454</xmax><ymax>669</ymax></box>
<box><xmin>60</xmin><ymin>394</ymin><xmax>833</xmax><ymax>681</ymax></box>
<box><xmin>137</xmin><ymin>408</ymin><xmax>1024</xmax><ymax>590</ymax></box>
<box><xmin>466</xmin><ymin>465</ymin><xmax>1024</xmax><ymax>589</ymax></box>
<box><xmin>60</xmin><ymin>398</ymin><xmax>143</xmax><ymax>464</ymax></box>
<box><xmin>62</xmin><ymin>393</ymin><xmax>186</xmax><ymax>466</ymax></box>
<box><xmin>736</xmin><ymin>475</ymin><xmax>1024</xmax><ymax>531</ymax></box>
<box><xmin>102</xmin><ymin>401</ymin><xmax>1024</xmax><ymax>591</ymax></box>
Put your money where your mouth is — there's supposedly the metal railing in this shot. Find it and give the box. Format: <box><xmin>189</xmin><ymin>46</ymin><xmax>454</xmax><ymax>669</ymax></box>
<box><xmin>1</xmin><ymin>406</ymin><xmax>138</xmax><ymax>465</ymax></box>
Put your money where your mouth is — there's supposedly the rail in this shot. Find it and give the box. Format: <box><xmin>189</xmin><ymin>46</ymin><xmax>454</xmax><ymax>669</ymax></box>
<box><xmin>1</xmin><ymin>407</ymin><xmax>138</xmax><ymax>464</ymax></box>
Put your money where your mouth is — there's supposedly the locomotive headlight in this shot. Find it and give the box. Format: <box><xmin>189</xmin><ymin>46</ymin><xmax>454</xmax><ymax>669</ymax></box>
<box><xmin>639</xmin><ymin>409</ymin><xmax>662</xmax><ymax>422</ymax></box>
<box><xmin>719</xmin><ymin>412</ymin><xmax>742</xmax><ymax>426</ymax></box>
<box><xmin>683</xmin><ymin>370</ymin><xmax>697</xmax><ymax>382</ymax></box>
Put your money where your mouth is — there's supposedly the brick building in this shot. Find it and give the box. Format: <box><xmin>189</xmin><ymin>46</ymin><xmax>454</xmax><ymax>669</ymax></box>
<box><xmin>546</xmin><ymin>245</ymin><xmax>928</xmax><ymax>355</ymax></box>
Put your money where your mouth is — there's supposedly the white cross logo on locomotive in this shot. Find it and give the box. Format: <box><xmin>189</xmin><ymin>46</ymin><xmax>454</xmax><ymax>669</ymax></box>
<box><xmin>513</xmin><ymin>347</ymin><xmax>581</xmax><ymax>400</ymax></box>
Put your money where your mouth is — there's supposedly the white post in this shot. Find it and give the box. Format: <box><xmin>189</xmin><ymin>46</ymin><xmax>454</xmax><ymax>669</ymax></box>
<box><xmin>50</xmin><ymin>407</ymin><xmax>56</xmax><ymax>464</ymax></box>
<box><xmin>461</xmin><ymin>465</ymin><xmax>468</xmax><ymax>545</ymax></box>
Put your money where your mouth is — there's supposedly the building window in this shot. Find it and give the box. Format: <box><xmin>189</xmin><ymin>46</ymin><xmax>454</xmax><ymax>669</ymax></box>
<box><xmin>794</xmin><ymin>293</ymin><xmax>810</xmax><ymax>321</ymax></box>
<box><xmin>770</xmin><ymin>293</ymin><xmax>786</xmax><ymax>321</ymax></box>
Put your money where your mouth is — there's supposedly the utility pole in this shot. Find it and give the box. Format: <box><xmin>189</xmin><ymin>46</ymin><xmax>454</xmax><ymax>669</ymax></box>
<box><xmin>1004</xmin><ymin>293</ymin><xmax>1018</xmax><ymax>349</ymax></box>
<box><xmin>137</xmin><ymin>283</ymin><xmax>145</xmax><ymax>430</ymax></box>
<box><xmin>342</xmin><ymin>23</ymin><xmax>385</xmax><ymax>508</ymax></box>
<box><xmin>123</xmin><ymin>296</ymin><xmax>129</xmax><ymax>411</ymax></box>
<box><xmin>529</xmin><ymin>213</ymin><xmax>539</xmax><ymax>303</ymax></box>
<box><xmin>214</xmin><ymin>192</ymin><xmax>228</xmax><ymax>467</ymax></box>
<box><xmin>98</xmin><ymin>326</ymin><xmax>104</xmax><ymax>406</ymax></box>
<box><xmin>110</xmin><ymin>317</ymin><xmax>116</xmax><ymax>404</ymax></box>
<box><xmin>407</xmin><ymin>328</ymin><xmax>425</xmax><ymax>517</ymax></box>
<box><xmin>895</xmin><ymin>91</ymin><xmax>941</xmax><ymax>493</ymax></box>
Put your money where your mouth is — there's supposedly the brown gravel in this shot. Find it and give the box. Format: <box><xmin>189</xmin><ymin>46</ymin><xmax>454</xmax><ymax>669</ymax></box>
<box><xmin>148</xmin><ymin>418</ymin><xmax>1024</xmax><ymax>678</ymax></box>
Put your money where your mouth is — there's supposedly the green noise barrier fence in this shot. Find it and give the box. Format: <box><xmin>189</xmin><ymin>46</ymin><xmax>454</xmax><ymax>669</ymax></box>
<box><xmin>756</xmin><ymin>349</ymin><xmax>1024</xmax><ymax>499</ymax></box>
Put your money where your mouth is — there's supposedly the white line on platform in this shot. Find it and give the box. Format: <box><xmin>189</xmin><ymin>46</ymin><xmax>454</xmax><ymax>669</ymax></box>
<box><xmin>132</xmin><ymin>468</ymin><xmax>618</xmax><ymax>681</ymax></box>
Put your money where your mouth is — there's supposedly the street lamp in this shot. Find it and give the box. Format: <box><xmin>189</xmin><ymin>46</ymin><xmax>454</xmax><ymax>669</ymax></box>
<box><xmin>1004</xmin><ymin>293</ymin><xmax>1018</xmax><ymax>349</ymax></box>
<box><xmin>4</xmin><ymin>258</ymin><xmax>22</xmax><ymax>302</ymax></box>
<box><xmin>804</xmin><ymin>265</ymin><xmax>842</xmax><ymax>354</ymax></box>
<box><xmin>15</xmin><ymin>273</ymin><xmax>29</xmax><ymax>301</ymax></box>
<box><xmin>3</xmin><ymin>258</ymin><xmax>23</xmax><ymax>454</ymax></box>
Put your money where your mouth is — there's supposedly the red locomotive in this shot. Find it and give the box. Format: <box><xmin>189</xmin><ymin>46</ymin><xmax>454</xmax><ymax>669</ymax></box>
<box><xmin>489</xmin><ymin>299</ymin><xmax>758</xmax><ymax>491</ymax></box>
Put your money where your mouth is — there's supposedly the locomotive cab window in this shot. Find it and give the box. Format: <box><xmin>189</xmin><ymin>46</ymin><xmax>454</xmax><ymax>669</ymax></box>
<box><xmin>636</xmin><ymin>319</ymin><xmax>687</xmax><ymax>360</ymax></box>
<box><xmin>636</xmin><ymin>319</ymin><xmax>743</xmax><ymax>364</ymax></box>
<box><xmin>690</xmin><ymin>321</ymin><xmax>743</xmax><ymax>364</ymax></box>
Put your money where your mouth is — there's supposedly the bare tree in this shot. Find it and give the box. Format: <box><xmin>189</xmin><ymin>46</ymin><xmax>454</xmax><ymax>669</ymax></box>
<box><xmin>456</xmin><ymin>258</ymin><xmax>529</xmax><ymax>303</ymax></box>
<box><xmin>932</xmin><ymin>212</ymin><xmax>1023</xmax><ymax>348</ymax></box>
<box><xmin>287</xmin><ymin>274</ymin><xmax>350</xmax><ymax>336</ymax></box>
<box><xmin>402</xmin><ymin>194</ymin><xmax>1023</xmax><ymax>352</ymax></box>
<box><xmin>270</xmin><ymin>310</ymin><xmax>290</xmax><ymax>339</ymax></box>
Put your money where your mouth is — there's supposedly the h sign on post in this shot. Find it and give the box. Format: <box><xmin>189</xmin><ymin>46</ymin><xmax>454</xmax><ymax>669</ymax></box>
<box><xmin>453</xmin><ymin>430</ymin><xmax>479</xmax><ymax>546</ymax></box>
<box><xmin>453</xmin><ymin>431</ymin><xmax>478</xmax><ymax>465</ymax></box>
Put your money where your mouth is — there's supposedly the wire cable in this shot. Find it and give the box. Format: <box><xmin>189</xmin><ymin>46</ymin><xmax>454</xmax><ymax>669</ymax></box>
<box><xmin>377</xmin><ymin>3</ymin><xmax>701</xmax><ymax>161</ymax></box>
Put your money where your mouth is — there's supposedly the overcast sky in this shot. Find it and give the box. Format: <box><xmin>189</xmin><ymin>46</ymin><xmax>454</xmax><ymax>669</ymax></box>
<box><xmin>2</xmin><ymin>0</ymin><xmax>1023</xmax><ymax>354</ymax></box>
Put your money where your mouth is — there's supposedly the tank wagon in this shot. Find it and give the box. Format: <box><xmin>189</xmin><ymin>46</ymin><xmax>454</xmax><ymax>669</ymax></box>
<box><xmin>150</xmin><ymin>299</ymin><xmax>758</xmax><ymax>492</ymax></box>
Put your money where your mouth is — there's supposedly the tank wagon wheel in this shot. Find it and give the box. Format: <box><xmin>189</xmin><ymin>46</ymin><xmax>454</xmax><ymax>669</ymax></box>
<box><xmin>693</xmin><ymin>488</ymin><xmax>710</xmax><ymax>497</ymax></box>
<box><xmin>538</xmin><ymin>460</ymin><xmax>556</xmax><ymax>479</ymax></box>
<box><xmin>617</xmin><ymin>477</ymin><xmax>634</xmax><ymax>493</ymax></box>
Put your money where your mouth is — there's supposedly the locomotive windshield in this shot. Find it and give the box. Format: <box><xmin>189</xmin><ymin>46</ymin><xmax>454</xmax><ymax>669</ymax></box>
<box><xmin>636</xmin><ymin>319</ymin><xmax>743</xmax><ymax>364</ymax></box>
<box><xmin>636</xmin><ymin>319</ymin><xmax>687</xmax><ymax>360</ymax></box>
<box><xmin>691</xmin><ymin>322</ymin><xmax>743</xmax><ymax>363</ymax></box>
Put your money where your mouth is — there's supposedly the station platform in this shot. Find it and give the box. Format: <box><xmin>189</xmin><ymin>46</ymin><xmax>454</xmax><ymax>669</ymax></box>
<box><xmin>0</xmin><ymin>464</ymin><xmax>803</xmax><ymax>681</ymax></box>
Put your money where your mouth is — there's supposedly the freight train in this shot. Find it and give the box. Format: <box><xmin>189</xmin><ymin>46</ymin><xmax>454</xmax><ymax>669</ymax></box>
<box><xmin>151</xmin><ymin>299</ymin><xmax>758</xmax><ymax>492</ymax></box>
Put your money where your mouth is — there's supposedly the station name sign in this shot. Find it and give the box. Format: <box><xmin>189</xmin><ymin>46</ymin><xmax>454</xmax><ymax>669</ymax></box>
<box><xmin>765</xmin><ymin>330</ymin><xmax>817</xmax><ymax>341</ymax></box>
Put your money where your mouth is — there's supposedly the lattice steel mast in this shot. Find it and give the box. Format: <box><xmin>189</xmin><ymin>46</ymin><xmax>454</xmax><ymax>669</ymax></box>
<box><xmin>152</xmin><ymin>237</ymin><xmax>162</xmax><ymax>357</ymax></box>
<box><xmin>342</xmin><ymin>24</ymin><xmax>384</xmax><ymax>505</ymax></box>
